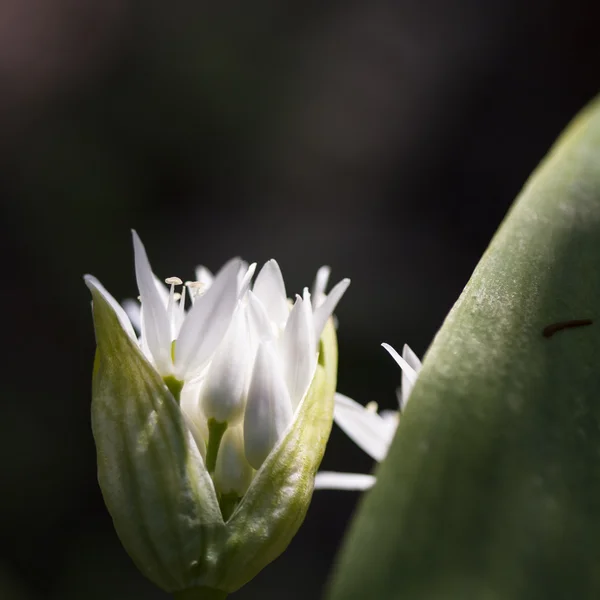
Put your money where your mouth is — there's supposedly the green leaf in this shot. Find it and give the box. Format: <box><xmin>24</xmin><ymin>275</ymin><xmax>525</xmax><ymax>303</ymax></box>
<box><xmin>327</xmin><ymin>97</ymin><xmax>600</xmax><ymax>600</ymax></box>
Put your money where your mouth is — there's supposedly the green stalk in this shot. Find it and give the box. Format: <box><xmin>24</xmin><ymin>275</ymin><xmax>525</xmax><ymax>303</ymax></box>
<box><xmin>205</xmin><ymin>419</ymin><xmax>228</xmax><ymax>473</ymax></box>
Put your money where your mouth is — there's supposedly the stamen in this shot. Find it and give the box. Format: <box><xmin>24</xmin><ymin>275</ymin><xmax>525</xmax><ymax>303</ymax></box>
<box><xmin>166</xmin><ymin>276</ymin><xmax>183</xmax><ymax>339</ymax></box>
<box><xmin>185</xmin><ymin>280</ymin><xmax>207</xmax><ymax>303</ymax></box>
<box><xmin>178</xmin><ymin>285</ymin><xmax>187</xmax><ymax>321</ymax></box>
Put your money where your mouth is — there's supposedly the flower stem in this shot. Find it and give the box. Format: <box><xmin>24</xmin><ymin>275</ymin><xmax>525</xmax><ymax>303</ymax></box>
<box><xmin>172</xmin><ymin>586</ymin><xmax>228</xmax><ymax>600</ymax></box>
<box><xmin>206</xmin><ymin>419</ymin><xmax>228</xmax><ymax>473</ymax></box>
<box><xmin>163</xmin><ymin>375</ymin><xmax>184</xmax><ymax>403</ymax></box>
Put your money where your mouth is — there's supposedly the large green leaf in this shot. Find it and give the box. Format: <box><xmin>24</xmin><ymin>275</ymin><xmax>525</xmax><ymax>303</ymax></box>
<box><xmin>327</xmin><ymin>97</ymin><xmax>600</xmax><ymax>600</ymax></box>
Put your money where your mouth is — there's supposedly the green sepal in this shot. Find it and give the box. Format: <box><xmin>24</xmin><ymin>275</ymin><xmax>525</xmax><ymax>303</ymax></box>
<box><xmin>90</xmin><ymin>287</ymin><xmax>223</xmax><ymax>592</ymax></box>
<box><xmin>327</xmin><ymin>97</ymin><xmax>600</xmax><ymax>599</ymax></box>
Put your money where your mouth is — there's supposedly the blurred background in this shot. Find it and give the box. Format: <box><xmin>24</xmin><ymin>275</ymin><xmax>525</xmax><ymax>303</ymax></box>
<box><xmin>1</xmin><ymin>0</ymin><xmax>600</xmax><ymax>598</ymax></box>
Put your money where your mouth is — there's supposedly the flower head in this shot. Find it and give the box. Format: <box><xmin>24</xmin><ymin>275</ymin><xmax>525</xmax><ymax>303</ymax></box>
<box><xmin>85</xmin><ymin>231</ymin><xmax>349</xmax><ymax>596</ymax></box>
<box><xmin>314</xmin><ymin>342</ymin><xmax>422</xmax><ymax>491</ymax></box>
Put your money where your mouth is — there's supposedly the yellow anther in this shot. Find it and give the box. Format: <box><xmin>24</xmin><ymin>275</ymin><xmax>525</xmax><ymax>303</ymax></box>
<box><xmin>365</xmin><ymin>401</ymin><xmax>379</xmax><ymax>413</ymax></box>
<box><xmin>165</xmin><ymin>277</ymin><xmax>183</xmax><ymax>286</ymax></box>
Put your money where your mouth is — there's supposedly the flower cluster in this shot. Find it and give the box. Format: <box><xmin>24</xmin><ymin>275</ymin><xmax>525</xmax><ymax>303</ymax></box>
<box><xmin>315</xmin><ymin>343</ymin><xmax>422</xmax><ymax>491</ymax></box>
<box><xmin>85</xmin><ymin>231</ymin><xmax>349</xmax><ymax>596</ymax></box>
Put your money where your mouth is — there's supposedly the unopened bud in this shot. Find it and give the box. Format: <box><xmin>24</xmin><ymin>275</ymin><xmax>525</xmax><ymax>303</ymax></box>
<box><xmin>244</xmin><ymin>341</ymin><xmax>293</xmax><ymax>470</ymax></box>
<box><xmin>214</xmin><ymin>425</ymin><xmax>254</xmax><ymax>498</ymax></box>
<box><xmin>201</xmin><ymin>305</ymin><xmax>251</xmax><ymax>424</ymax></box>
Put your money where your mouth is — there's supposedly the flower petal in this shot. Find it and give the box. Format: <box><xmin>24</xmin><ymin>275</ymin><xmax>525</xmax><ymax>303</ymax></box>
<box><xmin>84</xmin><ymin>275</ymin><xmax>138</xmax><ymax>343</ymax></box>
<box><xmin>312</xmin><ymin>265</ymin><xmax>331</xmax><ymax>307</ymax></box>
<box><xmin>400</xmin><ymin>343</ymin><xmax>422</xmax><ymax>410</ymax></box>
<box><xmin>382</xmin><ymin>343</ymin><xmax>418</xmax><ymax>390</ymax></box>
<box><xmin>194</xmin><ymin>266</ymin><xmax>214</xmax><ymax>289</ymax></box>
<box><xmin>253</xmin><ymin>259</ymin><xmax>289</xmax><ymax>329</ymax></box>
<box><xmin>238</xmin><ymin>262</ymin><xmax>257</xmax><ymax>299</ymax></box>
<box><xmin>333</xmin><ymin>392</ymin><xmax>396</xmax><ymax>462</ymax></box>
<box><xmin>175</xmin><ymin>258</ymin><xmax>241</xmax><ymax>379</ymax></box>
<box><xmin>314</xmin><ymin>471</ymin><xmax>376</xmax><ymax>491</ymax></box>
<box><xmin>313</xmin><ymin>278</ymin><xmax>351</xmax><ymax>341</ymax></box>
<box><xmin>152</xmin><ymin>274</ymin><xmax>170</xmax><ymax>307</ymax></box>
<box><xmin>121</xmin><ymin>298</ymin><xmax>142</xmax><ymax>335</ymax></box>
<box><xmin>179</xmin><ymin>378</ymin><xmax>209</xmax><ymax>452</ymax></box>
<box><xmin>246</xmin><ymin>290</ymin><xmax>276</xmax><ymax>342</ymax></box>
<box><xmin>132</xmin><ymin>230</ymin><xmax>171</xmax><ymax>374</ymax></box>
<box><xmin>244</xmin><ymin>341</ymin><xmax>293</xmax><ymax>469</ymax></box>
<box><xmin>281</xmin><ymin>289</ymin><xmax>317</xmax><ymax>410</ymax></box>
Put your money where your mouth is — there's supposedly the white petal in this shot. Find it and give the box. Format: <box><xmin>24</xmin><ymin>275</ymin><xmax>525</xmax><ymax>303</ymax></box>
<box><xmin>175</xmin><ymin>258</ymin><xmax>241</xmax><ymax>378</ymax></box>
<box><xmin>403</xmin><ymin>343</ymin><xmax>422</xmax><ymax>372</ymax></box>
<box><xmin>244</xmin><ymin>342</ymin><xmax>293</xmax><ymax>469</ymax></box>
<box><xmin>312</xmin><ymin>265</ymin><xmax>331</xmax><ymax>307</ymax></box>
<box><xmin>201</xmin><ymin>304</ymin><xmax>252</xmax><ymax>424</ymax></box>
<box><xmin>246</xmin><ymin>290</ymin><xmax>276</xmax><ymax>342</ymax></box>
<box><xmin>194</xmin><ymin>266</ymin><xmax>214</xmax><ymax>289</ymax></box>
<box><xmin>238</xmin><ymin>262</ymin><xmax>257</xmax><ymax>299</ymax></box>
<box><xmin>84</xmin><ymin>275</ymin><xmax>138</xmax><ymax>343</ymax></box>
<box><xmin>380</xmin><ymin>409</ymin><xmax>400</xmax><ymax>431</ymax></box>
<box><xmin>182</xmin><ymin>413</ymin><xmax>207</xmax><ymax>461</ymax></box>
<box><xmin>381</xmin><ymin>343</ymin><xmax>420</xmax><ymax>409</ymax></box>
<box><xmin>314</xmin><ymin>471</ymin><xmax>376</xmax><ymax>491</ymax></box>
<box><xmin>333</xmin><ymin>392</ymin><xmax>396</xmax><ymax>462</ymax></box>
<box><xmin>253</xmin><ymin>259</ymin><xmax>289</xmax><ymax>329</ymax></box>
<box><xmin>214</xmin><ymin>425</ymin><xmax>254</xmax><ymax>496</ymax></box>
<box><xmin>121</xmin><ymin>298</ymin><xmax>142</xmax><ymax>334</ymax></box>
<box><xmin>401</xmin><ymin>343</ymin><xmax>422</xmax><ymax>410</ymax></box>
<box><xmin>132</xmin><ymin>230</ymin><xmax>171</xmax><ymax>374</ymax></box>
<box><xmin>313</xmin><ymin>278</ymin><xmax>350</xmax><ymax>341</ymax></box>
<box><xmin>173</xmin><ymin>285</ymin><xmax>187</xmax><ymax>338</ymax></box>
<box><xmin>152</xmin><ymin>274</ymin><xmax>170</xmax><ymax>307</ymax></box>
<box><xmin>281</xmin><ymin>290</ymin><xmax>317</xmax><ymax>410</ymax></box>
<box><xmin>179</xmin><ymin>379</ymin><xmax>208</xmax><ymax>460</ymax></box>
<box><xmin>137</xmin><ymin>305</ymin><xmax>152</xmax><ymax>362</ymax></box>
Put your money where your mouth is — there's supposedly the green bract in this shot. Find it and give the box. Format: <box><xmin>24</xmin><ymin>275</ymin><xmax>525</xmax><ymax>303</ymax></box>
<box><xmin>328</xmin><ymin>97</ymin><xmax>600</xmax><ymax>599</ymax></box>
<box><xmin>89</xmin><ymin>279</ymin><xmax>339</xmax><ymax>597</ymax></box>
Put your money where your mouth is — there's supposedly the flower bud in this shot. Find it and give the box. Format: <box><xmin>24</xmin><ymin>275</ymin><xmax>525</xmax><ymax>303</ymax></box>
<box><xmin>244</xmin><ymin>341</ymin><xmax>293</xmax><ymax>470</ymax></box>
<box><xmin>201</xmin><ymin>305</ymin><xmax>251</xmax><ymax>424</ymax></box>
<box><xmin>214</xmin><ymin>425</ymin><xmax>254</xmax><ymax>498</ymax></box>
<box><xmin>281</xmin><ymin>289</ymin><xmax>317</xmax><ymax>409</ymax></box>
<box><xmin>85</xmin><ymin>234</ymin><xmax>349</xmax><ymax>598</ymax></box>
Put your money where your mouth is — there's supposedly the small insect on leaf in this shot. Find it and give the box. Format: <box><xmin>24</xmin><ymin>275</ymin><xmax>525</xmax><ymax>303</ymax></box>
<box><xmin>542</xmin><ymin>319</ymin><xmax>593</xmax><ymax>338</ymax></box>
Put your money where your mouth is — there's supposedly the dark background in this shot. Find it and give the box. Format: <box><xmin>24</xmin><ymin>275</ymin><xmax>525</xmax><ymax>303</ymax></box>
<box><xmin>1</xmin><ymin>0</ymin><xmax>599</xmax><ymax>598</ymax></box>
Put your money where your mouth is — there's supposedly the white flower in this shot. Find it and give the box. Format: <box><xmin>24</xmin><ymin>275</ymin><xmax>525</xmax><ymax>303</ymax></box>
<box><xmin>84</xmin><ymin>230</ymin><xmax>351</xmax><ymax>595</ymax></box>
<box><xmin>314</xmin><ymin>342</ymin><xmax>422</xmax><ymax>491</ymax></box>
<box><xmin>86</xmin><ymin>230</ymin><xmax>350</xmax><ymax>486</ymax></box>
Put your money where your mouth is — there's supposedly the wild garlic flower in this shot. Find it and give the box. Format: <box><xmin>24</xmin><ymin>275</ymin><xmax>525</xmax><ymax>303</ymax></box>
<box><xmin>314</xmin><ymin>343</ymin><xmax>422</xmax><ymax>491</ymax></box>
<box><xmin>85</xmin><ymin>231</ymin><xmax>349</xmax><ymax>598</ymax></box>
